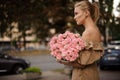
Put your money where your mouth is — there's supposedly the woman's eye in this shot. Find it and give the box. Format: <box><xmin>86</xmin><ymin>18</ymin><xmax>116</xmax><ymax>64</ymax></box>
<box><xmin>74</xmin><ymin>12</ymin><xmax>78</xmax><ymax>15</ymax></box>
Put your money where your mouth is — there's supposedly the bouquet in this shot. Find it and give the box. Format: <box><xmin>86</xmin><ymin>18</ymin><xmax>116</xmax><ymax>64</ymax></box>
<box><xmin>49</xmin><ymin>31</ymin><xmax>85</xmax><ymax>62</ymax></box>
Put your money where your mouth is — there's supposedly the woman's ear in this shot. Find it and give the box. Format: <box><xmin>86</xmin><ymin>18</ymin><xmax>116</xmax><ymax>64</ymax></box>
<box><xmin>84</xmin><ymin>10</ymin><xmax>90</xmax><ymax>17</ymax></box>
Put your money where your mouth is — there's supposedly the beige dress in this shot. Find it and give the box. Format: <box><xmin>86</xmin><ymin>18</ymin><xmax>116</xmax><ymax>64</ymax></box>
<box><xmin>72</xmin><ymin>42</ymin><xmax>104</xmax><ymax>80</ymax></box>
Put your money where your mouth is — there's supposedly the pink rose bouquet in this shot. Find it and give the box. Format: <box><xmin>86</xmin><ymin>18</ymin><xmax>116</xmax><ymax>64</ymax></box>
<box><xmin>49</xmin><ymin>31</ymin><xmax>85</xmax><ymax>62</ymax></box>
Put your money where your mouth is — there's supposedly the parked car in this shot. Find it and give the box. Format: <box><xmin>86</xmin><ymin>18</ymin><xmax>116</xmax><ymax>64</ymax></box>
<box><xmin>0</xmin><ymin>45</ymin><xmax>18</xmax><ymax>52</ymax></box>
<box><xmin>0</xmin><ymin>52</ymin><xmax>30</xmax><ymax>74</ymax></box>
<box><xmin>107</xmin><ymin>40</ymin><xmax>120</xmax><ymax>49</ymax></box>
<box><xmin>99</xmin><ymin>48</ymin><xmax>120</xmax><ymax>70</ymax></box>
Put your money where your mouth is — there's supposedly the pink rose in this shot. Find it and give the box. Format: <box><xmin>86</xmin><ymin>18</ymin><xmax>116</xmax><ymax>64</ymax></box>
<box><xmin>49</xmin><ymin>31</ymin><xmax>85</xmax><ymax>62</ymax></box>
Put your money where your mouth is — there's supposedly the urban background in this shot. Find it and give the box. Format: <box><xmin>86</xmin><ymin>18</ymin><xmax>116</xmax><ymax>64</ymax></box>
<box><xmin>0</xmin><ymin>0</ymin><xmax>120</xmax><ymax>50</ymax></box>
<box><xmin>0</xmin><ymin>0</ymin><xmax>120</xmax><ymax>80</ymax></box>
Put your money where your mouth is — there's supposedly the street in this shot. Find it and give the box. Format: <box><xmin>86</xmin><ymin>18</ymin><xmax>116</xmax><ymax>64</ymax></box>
<box><xmin>21</xmin><ymin>54</ymin><xmax>64</xmax><ymax>71</ymax></box>
<box><xmin>0</xmin><ymin>54</ymin><xmax>120</xmax><ymax>80</ymax></box>
<box><xmin>100</xmin><ymin>70</ymin><xmax>120</xmax><ymax>80</ymax></box>
<box><xmin>22</xmin><ymin>54</ymin><xmax>120</xmax><ymax>80</ymax></box>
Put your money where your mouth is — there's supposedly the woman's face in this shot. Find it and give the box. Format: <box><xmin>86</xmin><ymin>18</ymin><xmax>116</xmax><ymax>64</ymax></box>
<box><xmin>74</xmin><ymin>7</ymin><xmax>86</xmax><ymax>25</ymax></box>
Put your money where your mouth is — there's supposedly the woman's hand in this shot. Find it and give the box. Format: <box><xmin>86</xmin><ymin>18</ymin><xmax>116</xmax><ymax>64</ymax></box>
<box><xmin>56</xmin><ymin>59</ymin><xmax>70</xmax><ymax>65</ymax></box>
<box><xmin>56</xmin><ymin>59</ymin><xmax>62</xmax><ymax>64</ymax></box>
<box><xmin>56</xmin><ymin>59</ymin><xmax>85</xmax><ymax>68</ymax></box>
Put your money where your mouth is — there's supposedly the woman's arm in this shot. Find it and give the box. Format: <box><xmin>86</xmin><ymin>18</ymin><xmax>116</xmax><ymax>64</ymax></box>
<box><xmin>57</xmin><ymin>60</ymin><xmax>85</xmax><ymax>68</ymax></box>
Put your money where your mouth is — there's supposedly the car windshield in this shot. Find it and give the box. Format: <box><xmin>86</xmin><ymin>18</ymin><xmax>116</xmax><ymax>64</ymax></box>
<box><xmin>111</xmin><ymin>50</ymin><xmax>120</xmax><ymax>53</ymax></box>
<box><xmin>105</xmin><ymin>48</ymin><xmax>119</xmax><ymax>53</ymax></box>
<box><xmin>109</xmin><ymin>41</ymin><xmax>120</xmax><ymax>45</ymax></box>
<box><xmin>106</xmin><ymin>49</ymin><xmax>120</xmax><ymax>54</ymax></box>
<box><xmin>104</xmin><ymin>49</ymin><xmax>120</xmax><ymax>57</ymax></box>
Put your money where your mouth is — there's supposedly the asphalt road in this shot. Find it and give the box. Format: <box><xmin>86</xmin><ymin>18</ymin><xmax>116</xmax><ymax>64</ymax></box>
<box><xmin>100</xmin><ymin>70</ymin><xmax>120</xmax><ymax>80</ymax></box>
<box><xmin>21</xmin><ymin>54</ymin><xmax>65</xmax><ymax>71</ymax></box>
<box><xmin>21</xmin><ymin>54</ymin><xmax>120</xmax><ymax>80</ymax></box>
<box><xmin>0</xmin><ymin>54</ymin><xmax>120</xmax><ymax>80</ymax></box>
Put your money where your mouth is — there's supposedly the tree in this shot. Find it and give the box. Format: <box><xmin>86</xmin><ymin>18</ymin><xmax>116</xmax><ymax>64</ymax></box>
<box><xmin>98</xmin><ymin>0</ymin><xmax>120</xmax><ymax>44</ymax></box>
<box><xmin>0</xmin><ymin>0</ymin><xmax>119</xmax><ymax>47</ymax></box>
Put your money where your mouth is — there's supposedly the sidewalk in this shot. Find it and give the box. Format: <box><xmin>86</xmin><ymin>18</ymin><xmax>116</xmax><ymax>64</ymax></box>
<box><xmin>40</xmin><ymin>71</ymin><xmax>70</xmax><ymax>80</ymax></box>
<box><xmin>0</xmin><ymin>71</ymin><xmax>70</xmax><ymax>80</ymax></box>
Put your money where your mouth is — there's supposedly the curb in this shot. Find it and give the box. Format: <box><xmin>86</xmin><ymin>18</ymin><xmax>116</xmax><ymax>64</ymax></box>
<box><xmin>0</xmin><ymin>74</ymin><xmax>26</xmax><ymax>80</ymax></box>
<box><xmin>0</xmin><ymin>71</ymin><xmax>70</xmax><ymax>80</ymax></box>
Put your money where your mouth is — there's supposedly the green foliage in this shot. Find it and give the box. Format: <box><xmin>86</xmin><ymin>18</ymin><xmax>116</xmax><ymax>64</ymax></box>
<box><xmin>98</xmin><ymin>0</ymin><xmax>120</xmax><ymax>44</ymax></box>
<box><xmin>0</xmin><ymin>0</ymin><xmax>120</xmax><ymax>43</ymax></box>
<box><xmin>24</xmin><ymin>67</ymin><xmax>42</xmax><ymax>74</ymax></box>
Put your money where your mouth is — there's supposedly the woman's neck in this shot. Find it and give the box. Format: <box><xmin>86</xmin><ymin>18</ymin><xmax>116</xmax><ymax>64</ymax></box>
<box><xmin>83</xmin><ymin>17</ymin><xmax>96</xmax><ymax>29</ymax></box>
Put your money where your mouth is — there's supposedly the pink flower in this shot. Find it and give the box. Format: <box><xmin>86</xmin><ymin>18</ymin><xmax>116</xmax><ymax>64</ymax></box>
<box><xmin>49</xmin><ymin>31</ymin><xmax>85</xmax><ymax>62</ymax></box>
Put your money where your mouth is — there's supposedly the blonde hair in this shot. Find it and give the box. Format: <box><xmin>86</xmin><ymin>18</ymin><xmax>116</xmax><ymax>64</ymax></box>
<box><xmin>74</xmin><ymin>1</ymin><xmax>100</xmax><ymax>23</ymax></box>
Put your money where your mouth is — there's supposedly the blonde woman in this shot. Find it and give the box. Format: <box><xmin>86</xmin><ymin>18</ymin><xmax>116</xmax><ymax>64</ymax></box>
<box><xmin>58</xmin><ymin>0</ymin><xmax>104</xmax><ymax>80</ymax></box>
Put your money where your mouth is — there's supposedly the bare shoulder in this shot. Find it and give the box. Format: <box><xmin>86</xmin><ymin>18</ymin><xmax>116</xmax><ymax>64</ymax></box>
<box><xmin>82</xmin><ymin>28</ymin><xmax>101</xmax><ymax>42</ymax></box>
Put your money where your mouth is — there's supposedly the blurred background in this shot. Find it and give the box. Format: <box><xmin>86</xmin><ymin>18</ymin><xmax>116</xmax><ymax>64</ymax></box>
<box><xmin>0</xmin><ymin>0</ymin><xmax>120</xmax><ymax>80</ymax></box>
<box><xmin>0</xmin><ymin>0</ymin><xmax>120</xmax><ymax>51</ymax></box>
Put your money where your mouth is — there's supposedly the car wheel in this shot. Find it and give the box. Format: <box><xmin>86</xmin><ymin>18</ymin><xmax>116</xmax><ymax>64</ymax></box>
<box><xmin>13</xmin><ymin>65</ymin><xmax>24</xmax><ymax>74</ymax></box>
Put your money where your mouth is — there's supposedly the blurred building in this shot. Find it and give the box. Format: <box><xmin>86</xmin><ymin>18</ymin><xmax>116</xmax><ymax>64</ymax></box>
<box><xmin>0</xmin><ymin>22</ymin><xmax>47</xmax><ymax>51</ymax></box>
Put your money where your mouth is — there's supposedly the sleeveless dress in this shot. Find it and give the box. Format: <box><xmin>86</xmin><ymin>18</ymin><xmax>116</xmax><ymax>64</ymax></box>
<box><xmin>72</xmin><ymin>41</ymin><xmax>104</xmax><ymax>80</ymax></box>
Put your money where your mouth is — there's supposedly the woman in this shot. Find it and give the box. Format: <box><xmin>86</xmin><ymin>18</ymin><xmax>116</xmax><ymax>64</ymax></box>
<box><xmin>58</xmin><ymin>0</ymin><xmax>104</xmax><ymax>80</ymax></box>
